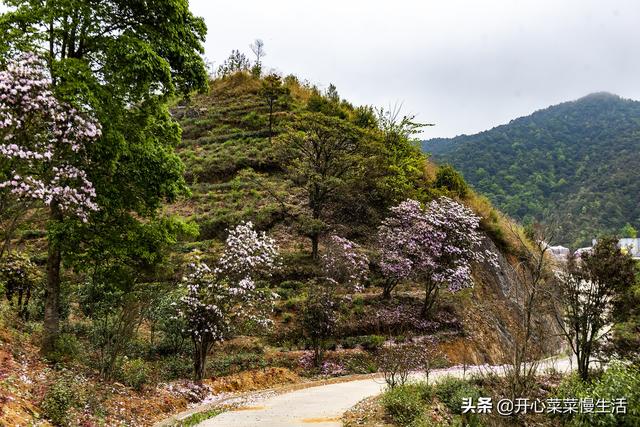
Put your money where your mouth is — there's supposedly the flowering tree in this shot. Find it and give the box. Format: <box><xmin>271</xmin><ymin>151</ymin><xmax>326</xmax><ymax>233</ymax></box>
<box><xmin>178</xmin><ymin>222</ymin><xmax>279</xmax><ymax>380</ymax></box>
<box><xmin>0</xmin><ymin>53</ymin><xmax>100</xmax><ymax>220</ymax></box>
<box><xmin>378</xmin><ymin>197</ymin><xmax>490</xmax><ymax>316</ymax></box>
<box><xmin>0</xmin><ymin>53</ymin><xmax>101</xmax><ymax>350</ymax></box>
<box><xmin>321</xmin><ymin>235</ymin><xmax>369</xmax><ymax>292</ymax></box>
<box><xmin>217</xmin><ymin>221</ymin><xmax>280</xmax><ymax>279</ymax></box>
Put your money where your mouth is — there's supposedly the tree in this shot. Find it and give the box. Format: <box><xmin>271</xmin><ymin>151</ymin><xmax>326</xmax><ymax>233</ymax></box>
<box><xmin>0</xmin><ymin>53</ymin><xmax>101</xmax><ymax>346</ymax></box>
<box><xmin>434</xmin><ymin>164</ymin><xmax>469</xmax><ymax>198</ymax></box>
<box><xmin>249</xmin><ymin>39</ymin><xmax>266</xmax><ymax>76</ymax></box>
<box><xmin>279</xmin><ymin>113</ymin><xmax>366</xmax><ymax>259</ymax></box>
<box><xmin>377</xmin><ymin>197</ymin><xmax>490</xmax><ymax>314</ymax></box>
<box><xmin>620</xmin><ymin>223</ymin><xmax>638</xmax><ymax>238</ymax></box>
<box><xmin>503</xmin><ymin>224</ymin><xmax>554</xmax><ymax>398</ymax></box>
<box><xmin>1</xmin><ymin>0</ymin><xmax>208</xmax><ymax>353</ymax></box>
<box><xmin>321</xmin><ymin>235</ymin><xmax>369</xmax><ymax>292</ymax></box>
<box><xmin>217</xmin><ymin>49</ymin><xmax>251</xmax><ymax>77</ymax></box>
<box><xmin>260</xmin><ymin>74</ymin><xmax>289</xmax><ymax>144</ymax></box>
<box><xmin>375</xmin><ymin>106</ymin><xmax>431</xmax><ymax>204</ymax></box>
<box><xmin>0</xmin><ymin>251</ymin><xmax>40</xmax><ymax>318</ymax></box>
<box><xmin>301</xmin><ymin>283</ymin><xmax>338</xmax><ymax>367</ymax></box>
<box><xmin>178</xmin><ymin>222</ymin><xmax>278</xmax><ymax>380</ymax></box>
<box><xmin>555</xmin><ymin>237</ymin><xmax>637</xmax><ymax>379</ymax></box>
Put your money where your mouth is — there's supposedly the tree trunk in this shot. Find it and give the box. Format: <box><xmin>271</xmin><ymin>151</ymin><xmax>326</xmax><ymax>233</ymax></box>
<box><xmin>421</xmin><ymin>281</ymin><xmax>439</xmax><ymax>318</ymax></box>
<box><xmin>42</xmin><ymin>204</ymin><xmax>63</xmax><ymax>354</ymax></box>
<box><xmin>311</xmin><ymin>233</ymin><xmax>319</xmax><ymax>260</ymax></box>
<box><xmin>268</xmin><ymin>102</ymin><xmax>274</xmax><ymax>144</ymax></box>
<box><xmin>193</xmin><ymin>338</ymin><xmax>210</xmax><ymax>381</ymax></box>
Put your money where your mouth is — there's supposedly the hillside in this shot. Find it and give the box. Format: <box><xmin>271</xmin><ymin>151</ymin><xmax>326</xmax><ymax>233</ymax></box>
<box><xmin>423</xmin><ymin>92</ymin><xmax>640</xmax><ymax>247</ymax></box>
<box><xmin>1</xmin><ymin>69</ymin><xmax>563</xmax><ymax>426</ymax></box>
<box><xmin>169</xmin><ymin>70</ymin><xmax>563</xmax><ymax>364</ymax></box>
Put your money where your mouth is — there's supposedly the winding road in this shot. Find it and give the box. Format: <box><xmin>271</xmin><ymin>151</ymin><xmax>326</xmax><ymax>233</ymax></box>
<box><xmin>196</xmin><ymin>356</ymin><xmax>573</xmax><ymax>427</ymax></box>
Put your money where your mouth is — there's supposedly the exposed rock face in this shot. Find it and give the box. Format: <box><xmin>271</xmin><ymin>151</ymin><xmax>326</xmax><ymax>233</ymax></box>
<box><xmin>444</xmin><ymin>236</ymin><xmax>565</xmax><ymax>365</ymax></box>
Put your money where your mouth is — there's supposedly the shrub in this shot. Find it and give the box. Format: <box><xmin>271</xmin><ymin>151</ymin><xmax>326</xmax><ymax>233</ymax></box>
<box><xmin>120</xmin><ymin>358</ymin><xmax>150</xmax><ymax>391</ymax></box>
<box><xmin>554</xmin><ymin>361</ymin><xmax>640</xmax><ymax>426</ymax></box>
<box><xmin>41</xmin><ymin>377</ymin><xmax>76</xmax><ymax>426</ymax></box>
<box><xmin>160</xmin><ymin>355</ymin><xmax>193</xmax><ymax>381</ymax></box>
<box><xmin>360</xmin><ymin>335</ymin><xmax>386</xmax><ymax>351</ymax></box>
<box><xmin>382</xmin><ymin>383</ymin><xmax>432</xmax><ymax>426</ymax></box>
<box><xmin>434</xmin><ymin>376</ymin><xmax>482</xmax><ymax>415</ymax></box>
<box><xmin>46</xmin><ymin>333</ymin><xmax>81</xmax><ymax>365</ymax></box>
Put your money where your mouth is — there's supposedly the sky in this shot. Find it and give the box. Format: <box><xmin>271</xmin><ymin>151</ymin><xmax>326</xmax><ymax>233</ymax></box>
<box><xmin>192</xmin><ymin>0</ymin><xmax>640</xmax><ymax>138</ymax></box>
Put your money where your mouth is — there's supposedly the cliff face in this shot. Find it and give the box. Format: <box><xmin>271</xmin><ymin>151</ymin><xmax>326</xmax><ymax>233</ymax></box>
<box><xmin>442</xmin><ymin>236</ymin><xmax>564</xmax><ymax>365</ymax></box>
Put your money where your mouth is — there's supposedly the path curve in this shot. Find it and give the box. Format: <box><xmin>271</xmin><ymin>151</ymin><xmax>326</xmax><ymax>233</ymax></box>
<box><xmin>198</xmin><ymin>356</ymin><xmax>573</xmax><ymax>427</ymax></box>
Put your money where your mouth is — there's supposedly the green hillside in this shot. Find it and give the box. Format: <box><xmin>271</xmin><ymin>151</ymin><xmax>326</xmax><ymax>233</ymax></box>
<box><xmin>423</xmin><ymin>92</ymin><xmax>640</xmax><ymax>247</ymax></box>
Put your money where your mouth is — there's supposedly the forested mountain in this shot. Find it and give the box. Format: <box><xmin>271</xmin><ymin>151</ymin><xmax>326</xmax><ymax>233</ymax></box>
<box><xmin>423</xmin><ymin>93</ymin><xmax>640</xmax><ymax>247</ymax></box>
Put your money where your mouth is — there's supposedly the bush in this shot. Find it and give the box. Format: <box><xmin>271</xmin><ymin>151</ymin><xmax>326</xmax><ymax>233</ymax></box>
<box><xmin>554</xmin><ymin>361</ymin><xmax>640</xmax><ymax>426</ymax></box>
<box><xmin>41</xmin><ymin>376</ymin><xmax>76</xmax><ymax>426</ymax></box>
<box><xmin>160</xmin><ymin>355</ymin><xmax>193</xmax><ymax>381</ymax></box>
<box><xmin>46</xmin><ymin>333</ymin><xmax>81</xmax><ymax>365</ymax></box>
<box><xmin>120</xmin><ymin>358</ymin><xmax>150</xmax><ymax>391</ymax></box>
<box><xmin>382</xmin><ymin>383</ymin><xmax>432</xmax><ymax>426</ymax></box>
<box><xmin>434</xmin><ymin>376</ymin><xmax>482</xmax><ymax>415</ymax></box>
<box><xmin>361</xmin><ymin>335</ymin><xmax>386</xmax><ymax>351</ymax></box>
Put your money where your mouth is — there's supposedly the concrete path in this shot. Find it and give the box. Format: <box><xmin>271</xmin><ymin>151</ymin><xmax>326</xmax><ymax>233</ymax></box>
<box><xmin>198</xmin><ymin>356</ymin><xmax>573</xmax><ymax>427</ymax></box>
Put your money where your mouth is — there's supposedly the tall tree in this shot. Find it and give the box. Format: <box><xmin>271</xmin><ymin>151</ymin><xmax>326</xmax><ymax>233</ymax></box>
<box><xmin>278</xmin><ymin>112</ymin><xmax>366</xmax><ymax>259</ymax></box>
<box><xmin>554</xmin><ymin>237</ymin><xmax>636</xmax><ymax>380</ymax></box>
<box><xmin>259</xmin><ymin>73</ymin><xmax>289</xmax><ymax>144</ymax></box>
<box><xmin>0</xmin><ymin>0</ymin><xmax>208</xmax><ymax>353</ymax></box>
<box><xmin>249</xmin><ymin>38</ymin><xmax>265</xmax><ymax>76</ymax></box>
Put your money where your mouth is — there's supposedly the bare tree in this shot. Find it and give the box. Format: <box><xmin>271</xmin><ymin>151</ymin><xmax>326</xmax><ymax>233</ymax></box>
<box><xmin>250</xmin><ymin>39</ymin><xmax>266</xmax><ymax>75</ymax></box>
<box><xmin>503</xmin><ymin>224</ymin><xmax>554</xmax><ymax>399</ymax></box>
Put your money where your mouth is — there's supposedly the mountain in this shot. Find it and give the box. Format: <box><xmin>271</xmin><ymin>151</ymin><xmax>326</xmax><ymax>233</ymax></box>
<box><xmin>422</xmin><ymin>93</ymin><xmax>640</xmax><ymax>248</ymax></box>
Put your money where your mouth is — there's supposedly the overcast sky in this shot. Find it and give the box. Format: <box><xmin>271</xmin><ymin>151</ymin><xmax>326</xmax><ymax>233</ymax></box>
<box><xmin>190</xmin><ymin>0</ymin><xmax>639</xmax><ymax>138</ymax></box>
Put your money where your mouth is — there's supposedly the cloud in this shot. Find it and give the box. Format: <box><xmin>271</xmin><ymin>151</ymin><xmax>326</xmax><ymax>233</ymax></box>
<box><xmin>191</xmin><ymin>0</ymin><xmax>640</xmax><ymax>137</ymax></box>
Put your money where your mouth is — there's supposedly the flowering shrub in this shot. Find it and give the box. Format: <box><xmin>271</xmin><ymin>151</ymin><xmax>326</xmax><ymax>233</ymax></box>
<box><xmin>178</xmin><ymin>222</ymin><xmax>279</xmax><ymax>380</ymax></box>
<box><xmin>0</xmin><ymin>53</ymin><xmax>101</xmax><ymax>221</ymax></box>
<box><xmin>321</xmin><ymin>235</ymin><xmax>369</xmax><ymax>292</ymax></box>
<box><xmin>378</xmin><ymin>197</ymin><xmax>494</xmax><ymax>315</ymax></box>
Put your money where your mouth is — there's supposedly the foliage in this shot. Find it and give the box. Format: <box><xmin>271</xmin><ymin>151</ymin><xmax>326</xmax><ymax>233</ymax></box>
<box><xmin>424</xmin><ymin>93</ymin><xmax>640</xmax><ymax>247</ymax></box>
<box><xmin>433</xmin><ymin>376</ymin><xmax>482</xmax><ymax>415</ymax></box>
<box><xmin>381</xmin><ymin>382</ymin><xmax>433</xmax><ymax>426</ymax></box>
<box><xmin>554</xmin><ymin>361</ymin><xmax>640</xmax><ymax>426</ymax></box>
<box><xmin>301</xmin><ymin>284</ymin><xmax>338</xmax><ymax>367</ymax></box>
<box><xmin>555</xmin><ymin>237</ymin><xmax>637</xmax><ymax>379</ymax></box>
<box><xmin>217</xmin><ymin>50</ymin><xmax>251</xmax><ymax>77</ymax></box>
<box><xmin>278</xmin><ymin>112</ymin><xmax>368</xmax><ymax>258</ymax></box>
<box><xmin>120</xmin><ymin>357</ymin><xmax>150</xmax><ymax>391</ymax></box>
<box><xmin>41</xmin><ymin>375</ymin><xmax>77</xmax><ymax>426</ymax></box>
<box><xmin>0</xmin><ymin>251</ymin><xmax>40</xmax><ymax>317</ymax></box>
<box><xmin>0</xmin><ymin>0</ymin><xmax>208</xmax><ymax>353</ymax></box>
<box><xmin>46</xmin><ymin>333</ymin><xmax>81</xmax><ymax>365</ymax></box>
<box><xmin>434</xmin><ymin>164</ymin><xmax>468</xmax><ymax>198</ymax></box>
<box><xmin>173</xmin><ymin>408</ymin><xmax>223</xmax><ymax>427</ymax></box>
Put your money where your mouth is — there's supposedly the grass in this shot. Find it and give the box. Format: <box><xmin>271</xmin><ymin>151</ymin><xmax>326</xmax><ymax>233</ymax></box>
<box><xmin>171</xmin><ymin>408</ymin><xmax>223</xmax><ymax>427</ymax></box>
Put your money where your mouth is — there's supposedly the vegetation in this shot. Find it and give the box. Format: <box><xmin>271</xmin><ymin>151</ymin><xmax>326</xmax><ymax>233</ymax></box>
<box><xmin>424</xmin><ymin>93</ymin><xmax>640</xmax><ymax>247</ymax></box>
<box><xmin>4</xmin><ymin>4</ymin><xmax>635</xmax><ymax>426</ymax></box>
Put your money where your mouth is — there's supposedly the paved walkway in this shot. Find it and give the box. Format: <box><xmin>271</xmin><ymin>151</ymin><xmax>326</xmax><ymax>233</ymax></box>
<box><xmin>198</xmin><ymin>356</ymin><xmax>573</xmax><ymax>427</ymax></box>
